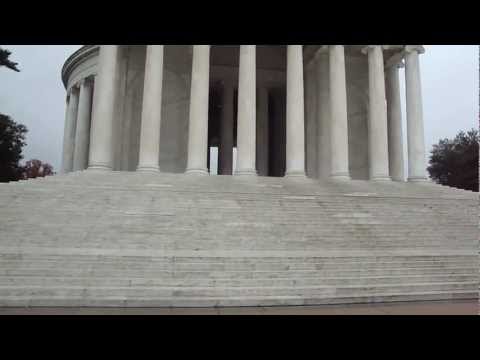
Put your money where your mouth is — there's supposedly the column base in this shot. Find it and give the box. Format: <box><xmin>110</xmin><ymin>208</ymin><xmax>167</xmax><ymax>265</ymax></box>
<box><xmin>137</xmin><ymin>165</ymin><xmax>160</xmax><ymax>173</ymax></box>
<box><xmin>370</xmin><ymin>175</ymin><xmax>392</xmax><ymax>182</ymax></box>
<box><xmin>87</xmin><ymin>164</ymin><xmax>112</xmax><ymax>171</ymax></box>
<box><xmin>391</xmin><ymin>176</ymin><xmax>406</xmax><ymax>182</ymax></box>
<box><xmin>218</xmin><ymin>169</ymin><xmax>233</xmax><ymax>176</ymax></box>
<box><xmin>235</xmin><ymin>169</ymin><xmax>257</xmax><ymax>177</ymax></box>
<box><xmin>408</xmin><ymin>176</ymin><xmax>429</xmax><ymax>183</ymax></box>
<box><xmin>330</xmin><ymin>173</ymin><xmax>351</xmax><ymax>181</ymax></box>
<box><xmin>185</xmin><ymin>168</ymin><xmax>209</xmax><ymax>176</ymax></box>
<box><xmin>285</xmin><ymin>171</ymin><xmax>306</xmax><ymax>178</ymax></box>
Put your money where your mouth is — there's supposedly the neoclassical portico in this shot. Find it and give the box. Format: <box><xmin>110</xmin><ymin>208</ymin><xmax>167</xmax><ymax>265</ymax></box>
<box><xmin>61</xmin><ymin>45</ymin><xmax>428</xmax><ymax>183</ymax></box>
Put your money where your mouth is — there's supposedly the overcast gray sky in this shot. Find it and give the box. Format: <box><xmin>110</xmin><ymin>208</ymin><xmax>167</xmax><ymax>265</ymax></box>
<box><xmin>0</xmin><ymin>45</ymin><xmax>478</xmax><ymax>172</ymax></box>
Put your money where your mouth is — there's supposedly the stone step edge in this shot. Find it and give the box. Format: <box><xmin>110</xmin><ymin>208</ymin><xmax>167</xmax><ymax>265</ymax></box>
<box><xmin>0</xmin><ymin>247</ymin><xmax>474</xmax><ymax>258</ymax></box>
<box><xmin>3</xmin><ymin>186</ymin><xmax>476</xmax><ymax>201</ymax></box>
<box><xmin>0</xmin><ymin>275</ymin><xmax>475</xmax><ymax>284</ymax></box>
<box><xmin>2</xmin><ymin>260</ymin><xmax>474</xmax><ymax>268</ymax></box>
<box><xmin>0</xmin><ymin>290</ymin><xmax>476</xmax><ymax>308</ymax></box>
<box><xmin>0</xmin><ymin>281</ymin><xmax>476</xmax><ymax>290</ymax></box>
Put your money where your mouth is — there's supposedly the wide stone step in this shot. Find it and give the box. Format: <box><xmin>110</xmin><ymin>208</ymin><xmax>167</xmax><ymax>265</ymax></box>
<box><xmin>1</xmin><ymin>253</ymin><xmax>474</xmax><ymax>263</ymax></box>
<box><xmin>1</xmin><ymin>259</ymin><xmax>475</xmax><ymax>271</ymax></box>
<box><xmin>1</xmin><ymin>257</ymin><xmax>474</xmax><ymax>268</ymax></box>
<box><xmin>4</xmin><ymin>191</ymin><xmax>475</xmax><ymax>204</ymax></box>
<box><xmin>0</xmin><ymin>282</ymin><xmax>475</xmax><ymax>299</ymax></box>
<box><xmin>2</xmin><ymin>266</ymin><xmax>475</xmax><ymax>278</ymax></box>
<box><xmin>1</xmin><ymin>171</ymin><xmax>477</xmax><ymax>307</ymax></box>
<box><xmin>0</xmin><ymin>274</ymin><xmax>475</xmax><ymax>287</ymax></box>
<box><xmin>0</xmin><ymin>290</ymin><xmax>476</xmax><ymax>308</ymax></box>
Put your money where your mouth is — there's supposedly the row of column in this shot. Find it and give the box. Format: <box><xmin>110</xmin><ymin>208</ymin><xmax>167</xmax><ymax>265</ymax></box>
<box><xmin>62</xmin><ymin>78</ymin><xmax>94</xmax><ymax>173</ymax></box>
<box><xmin>312</xmin><ymin>44</ymin><xmax>427</xmax><ymax>182</ymax></box>
<box><xmin>360</xmin><ymin>45</ymin><xmax>427</xmax><ymax>182</ymax></box>
<box><xmin>216</xmin><ymin>81</ymin><xmax>269</xmax><ymax>176</ymax></box>
<box><xmin>185</xmin><ymin>45</ymin><xmax>307</xmax><ymax>177</ymax></box>
<box><xmin>84</xmin><ymin>45</ymin><xmax>427</xmax><ymax>182</ymax></box>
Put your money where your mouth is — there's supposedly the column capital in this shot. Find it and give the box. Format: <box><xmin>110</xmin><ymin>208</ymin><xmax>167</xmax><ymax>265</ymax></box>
<box><xmin>308</xmin><ymin>45</ymin><xmax>336</xmax><ymax>66</ymax></box>
<box><xmin>404</xmin><ymin>45</ymin><xmax>425</xmax><ymax>54</ymax></box>
<box><xmin>360</xmin><ymin>45</ymin><xmax>386</xmax><ymax>54</ymax></box>
<box><xmin>82</xmin><ymin>76</ymin><xmax>95</xmax><ymax>86</ymax></box>
<box><xmin>68</xmin><ymin>84</ymin><xmax>80</xmax><ymax>94</ymax></box>
<box><xmin>68</xmin><ymin>84</ymin><xmax>80</xmax><ymax>97</ymax></box>
<box><xmin>319</xmin><ymin>44</ymin><xmax>340</xmax><ymax>52</ymax></box>
<box><xmin>385</xmin><ymin>51</ymin><xmax>405</xmax><ymax>70</ymax></box>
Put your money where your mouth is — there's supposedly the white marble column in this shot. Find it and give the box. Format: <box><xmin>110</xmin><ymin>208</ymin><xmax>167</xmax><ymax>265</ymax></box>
<box><xmin>61</xmin><ymin>86</ymin><xmax>79</xmax><ymax>174</ymax></box>
<box><xmin>405</xmin><ymin>45</ymin><xmax>428</xmax><ymax>182</ymax></box>
<box><xmin>285</xmin><ymin>45</ymin><xmax>306</xmax><ymax>177</ymax></box>
<box><xmin>186</xmin><ymin>45</ymin><xmax>210</xmax><ymax>175</ymax></box>
<box><xmin>61</xmin><ymin>95</ymin><xmax>69</xmax><ymax>173</ymax></box>
<box><xmin>236</xmin><ymin>45</ymin><xmax>257</xmax><ymax>176</ymax></box>
<box><xmin>316</xmin><ymin>52</ymin><xmax>331</xmax><ymax>179</ymax></box>
<box><xmin>137</xmin><ymin>45</ymin><xmax>164</xmax><ymax>172</ymax></box>
<box><xmin>257</xmin><ymin>86</ymin><xmax>269</xmax><ymax>176</ymax></box>
<box><xmin>305</xmin><ymin>60</ymin><xmax>318</xmax><ymax>179</ymax></box>
<box><xmin>73</xmin><ymin>79</ymin><xmax>93</xmax><ymax>171</ymax></box>
<box><xmin>386</xmin><ymin>62</ymin><xmax>405</xmax><ymax>181</ymax></box>
<box><xmin>219</xmin><ymin>82</ymin><xmax>234</xmax><ymax>175</ymax></box>
<box><xmin>88</xmin><ymin>45</ymin><xmax>119</xmax><ymax>170</ymax></box>
<box><xmin>328</xmin><ymin>45</ymin><xmax>350</xmax><ymax>180</ymax></box>
<box><xmin>364</xmin><ymin>45</ymin><xmax>391</xmax><ymax>181</ymax></box>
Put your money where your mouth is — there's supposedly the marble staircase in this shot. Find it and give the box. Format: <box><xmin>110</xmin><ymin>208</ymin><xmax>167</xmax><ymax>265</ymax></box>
<box><xmin>0</xmin><ymin>171</ymin><xmax>477</xmax><ymax>307</ymax></box>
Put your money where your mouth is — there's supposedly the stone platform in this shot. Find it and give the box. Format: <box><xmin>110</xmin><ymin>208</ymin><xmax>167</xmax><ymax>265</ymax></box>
<box><xmin>0</xmin><ymin>171</ymin><xmax>477</xmax><ymax>307</ymax></box>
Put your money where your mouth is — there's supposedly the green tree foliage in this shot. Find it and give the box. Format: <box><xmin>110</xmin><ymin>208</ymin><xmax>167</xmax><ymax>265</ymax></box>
<box><xmin>427</xmin><ymin>129</ymin><xmax>479</xmax><ymax>192</ymax></box>
<box><xmin>0</xmin><ymin>114</ymin><xmax>28</xmax><ymax>182</ymax></box>
<box><xmin>0</xmin><ymin>47</ymin><xmax>20</xmax><ymax>72</ymax></box>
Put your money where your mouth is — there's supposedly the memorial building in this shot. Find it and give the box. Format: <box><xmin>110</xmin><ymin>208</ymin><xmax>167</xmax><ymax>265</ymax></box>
<box><xmin>0</xmin><ymin>45</ymin><xmax>476</xmax><ymax>308</ymax></box>
<box><xmin>61</xmin><ymin>45</ymin><xmax>426</xmax><ymax>182</ymax></box>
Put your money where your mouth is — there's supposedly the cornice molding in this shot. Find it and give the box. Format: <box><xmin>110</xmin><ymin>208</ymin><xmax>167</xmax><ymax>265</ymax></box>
<box><xmin>61</xmin><ymin>45</ymin><xmax>100</xmax><ymax>89</ymax></box>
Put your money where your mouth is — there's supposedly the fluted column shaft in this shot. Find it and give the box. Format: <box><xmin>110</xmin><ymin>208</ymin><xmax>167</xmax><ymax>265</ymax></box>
<box><xmin>305</xmin><ymin>61</ymin><xmax>318</xmax><ymax>179</ymax></box>
<box><xmin>73</xmin><ymin>79</ymin><xmax>93</xmax><ymax>171</ymax></box>
<box><xmin>88</xmin><ymin>45</ymin><xmax>119</xmax><ymax>170</ymax></box>
<box><xmin>236</xmin><ymin>45</ymin><xmax>257</xmax><ymax>176</ymax></box>
<box><xmin>257</xmin><ymin>86</ymin><xmax>269</xmax><ymax>176</ymax></box>
<box><xmin>365</xmin><ymin>45</ymin><xmax>391</xmax><ymax>181</ymax></box>
<box><xmin>316</xmin><ymin>53</ymin><xmax>331</xmax><ymax>179</ymax></box>
<box><xmin>386</xmin><ymin>63</ymin><xmax>405</xmax><ymax>181</ymax></box>
<box><xmin>62</xmin><ymin>87</ymin><xmax>79</xmax><ymax>173</ymax></box>
<box><xmin>186</xmin><ymin>45</ymin><xmax>211</xmax><ymax>175</ymax></box>
<box><xmin>219</xmin><ymin>82</ymin><xmax>234</xmax><ymax>175</ymax></box>
<box><xmin>137</xmin><ymin>45</ymin><xmax>165</xmax><ymax>172</ymax></box>
<box><xmin>405</xmin><ymin>46</ymin><xmax>428</xmax><ymax>182</ymax></box>
<box><xmin>328</xmin><ymin>45</ymin><xmax>350</xmax><ymax>180</ymax></box>
<box><xmin>286</xmin><ymin>45</ymin><xmax>306</xmax><ymax>177</ymax></box>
